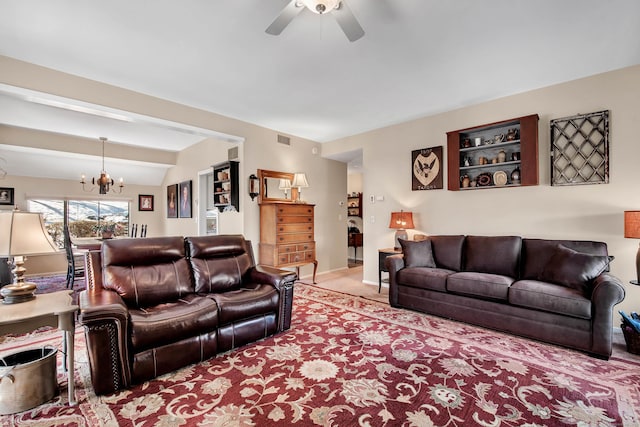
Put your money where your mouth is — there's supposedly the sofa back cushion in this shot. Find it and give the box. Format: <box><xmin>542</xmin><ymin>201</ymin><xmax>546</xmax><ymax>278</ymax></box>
<box><xmin>464</xmin><ymin>235</ymin><xmax>522</xmax><ymax>278</ymax></box>
<box><xmin>429</xmin><ymin>235</ymin><xmax>465</xmax><ymax>271</ymax></box>
<box><xmin>538</xmin><ymin>244</ymin><xmax>610</xmax><ymax>292</ymax></box>
<box><xmin>399</xmin><ymin>239</ymin><xmax>435</xmax><ymax>268</ymax></box>
<box><xmin>102</xmin><ymin>236</ymin><xmax>192</xmax><ymax>308</ymax></box>
<box><xmin>186</xmin><ymin>235</ymin><xmax>255</xmax><ymax>294</ymax></box>
<box><xmin>521</xmin><ymin>239</ymin><xmax>609</xmax><ymax>280</ymax></box>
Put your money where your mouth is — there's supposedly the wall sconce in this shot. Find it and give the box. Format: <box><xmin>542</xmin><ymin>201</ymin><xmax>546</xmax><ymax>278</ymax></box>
<box><xmin>248</xmin><ymin>174</ymin><xmax>259</xmax><ymax>201</ymax></box>
<box><xmin>292</xmin><ymin>172</ymin><xmax>309</xmax><ymax>203</ymax></box>
<box><xmin>388</xmin><ymin>210</ymin><xmax>415</xmax><ymax>250</ymax></box>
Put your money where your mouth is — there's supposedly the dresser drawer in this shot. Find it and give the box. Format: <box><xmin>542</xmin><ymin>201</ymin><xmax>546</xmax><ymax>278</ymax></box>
<box><xmin>277</xmin><ymin>233</ymin><xmax>313</xmax><ymax>244</ymax></box>
<box><xmin>285</xmin><ymin>250</ymin><xmax>315</xmax><ymax>264</ymax></box>
<box><xmin>276</xmin><ymin>223</ymin><xmax>313</xmax><ymax>233</ymax></box>
<box><xmin>297</xmin><ymin>242</ymin><xmax>314</xmax><ymax>252</ymax></box>
<box><xmin>276</xmin><ymin>215</ymin><xmax>313</xmax><ymax>224</ymax></box>
<box><xmin>278</xmin><ymin>244</ymin><xmax>298</xmax><ymax>254</ymax></box>
<box><xmin>276</xmin><ymin>204</ymin><xmax>314</xmax><ymax>216</ymax></box>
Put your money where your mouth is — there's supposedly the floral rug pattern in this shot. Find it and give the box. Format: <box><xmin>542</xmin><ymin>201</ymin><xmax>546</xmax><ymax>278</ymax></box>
<box><xmin>1</xmin><ymin>283</ymin><xmax>639</xmax><ymax>426</ymax></box>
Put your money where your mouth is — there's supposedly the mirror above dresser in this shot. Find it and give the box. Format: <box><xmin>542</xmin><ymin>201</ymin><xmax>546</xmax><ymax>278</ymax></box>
<box><xmin>257</xmin><ymin>169</ymin><xmax>299</xmax><ymax>204</ymax></box>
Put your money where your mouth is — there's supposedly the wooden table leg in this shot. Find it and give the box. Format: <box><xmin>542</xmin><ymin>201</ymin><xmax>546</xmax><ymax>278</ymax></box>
<box><xmin>66</xmin><ymin>328</ymin><xmax>76</xmax><ymax>405</ymax></box>
<box><xmin>312</xmin><ymin>260</ymin><xmax>318</xmax><ymax>284</ymax></box>
<box><xmin>59</xmin><ymin>312</ymin><xmax>76</xmax><ymax>406</ymax></box>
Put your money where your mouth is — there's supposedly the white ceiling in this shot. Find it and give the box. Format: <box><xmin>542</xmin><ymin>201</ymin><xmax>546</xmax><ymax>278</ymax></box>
<box><xmin>0</xmin><ymin>0</ymin><xmax>639</xmax><ymax>182</ymax></box>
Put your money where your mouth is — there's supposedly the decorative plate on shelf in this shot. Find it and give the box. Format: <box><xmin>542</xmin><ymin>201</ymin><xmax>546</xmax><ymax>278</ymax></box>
<box><xmin>493</xmin><ymin>170</ymin><xmax>508</xmax><ymax>186</ymax></box>
<box><xmin>476</xmin><ymin>172</ymin><xmax>492</xmax><ymax>187</ymax></box>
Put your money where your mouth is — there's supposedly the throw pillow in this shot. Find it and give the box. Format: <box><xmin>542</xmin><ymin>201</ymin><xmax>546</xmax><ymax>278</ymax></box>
<box><xmin>539</xmin><ymin>244</ymin><xmax>610</xmax><ymax>291</ymax></box>
<box><xmin>399</xmin><ymin>238</ymin><xmax>436</xmax><ymax>268</ymax></box>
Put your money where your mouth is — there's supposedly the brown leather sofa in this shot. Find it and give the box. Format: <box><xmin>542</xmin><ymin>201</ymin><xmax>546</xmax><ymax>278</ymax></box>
<box><xmin>79</xmin><ymin>235</ymin><xmax>296</xmax><ymax>395</ymax></box>
<box><xmin>387</xmin><ymin>235</ymin><xmax>625</xmax><ymax>359</ymax></box>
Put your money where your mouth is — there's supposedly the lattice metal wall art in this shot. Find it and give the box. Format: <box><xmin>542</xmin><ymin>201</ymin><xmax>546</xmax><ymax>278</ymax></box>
<box><xmin>550</xmin><ymin>110</ymin><xmax>609</xmax><ymax>186</ymax></box>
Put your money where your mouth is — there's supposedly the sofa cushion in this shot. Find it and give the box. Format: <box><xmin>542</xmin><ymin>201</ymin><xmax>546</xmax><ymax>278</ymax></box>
<box><xmin>509</xmin><ymin>279</ymin><xmax>592</xmax><ymax>319</ymax></box>
<box><xmin>102</xmin><ymin>237</ymin><xmax>193</xmax><ymax>308</ymax></box>
<box><xmin>399</xmin><ymin>239</ymin><xmax>436</xmax><ymax>268</ymax></box>
<box><xmin>539</xmin><ymin>244</ymin><xmax>610</xmax><ymax>292</ymax></box>
<box><xmin>447</xmin><ymin>272</ymin><xmax>514</xmax><ymax>301</ymax></box>
<box><xmin>464</xmin><ymin>236</ymin><xmax>522</xmax><ymax>278</ymax></box>
<box><xmin>429</xmin><ymin>235</ymin><xmax>465</xmax><ymax>271</ymax></box>
<box><xmin>129</xmin><ymin>294</ymin><xmax>219</xmax><ymax>352</ymax></box>
<box><xmin>186</xmin><ymin>235</ymin><xmax>255</xmax><ymax>294</ymax></box>
<box><xmin>209</xmin><ymin>283</ymin><xmax>279</xmax><ymax>326</ymax></box>
<box><xmin>521</xmin><ymin>239</ymin><xmax>609</xmax><ymax>280</ymax></box>
<box><xmin>396</xmin><ymin>267</ymin><xmax>455</xmax><ymax>292</ymax></box>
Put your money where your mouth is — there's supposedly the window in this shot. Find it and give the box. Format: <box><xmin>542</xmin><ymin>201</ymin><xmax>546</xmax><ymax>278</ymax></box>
<box><xmin>28</xmin><ymin>199</ymin><xmax>129</xmax><ymax>247</ymax></box>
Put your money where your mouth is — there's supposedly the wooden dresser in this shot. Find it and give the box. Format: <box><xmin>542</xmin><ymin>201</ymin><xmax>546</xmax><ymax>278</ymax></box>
<box><xmin>259</xmin><ymin>203</ymin><xmax>317</xmax><ymax>283</ymax></box>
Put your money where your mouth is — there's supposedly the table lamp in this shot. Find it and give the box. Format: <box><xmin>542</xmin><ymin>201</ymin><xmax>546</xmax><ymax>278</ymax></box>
<box><xmin>0</xmin><ymin>210</ymin><xmax>59</xmax><ymax>304</ymax></box>
<box><xmin>624</xmin><ymin>210</ymin><xmax>640</xmax><ymax>284</ymax></box>
<box><xmin>292</xmin><ymin>173</ymin><xmax>309</xmax><ymax>203</ymax></box>
<box><xmin>279</xmin><ymin>178</ymin><xmax>292</xmax><ymax>198</ymax></box>
<box><xmin>389</xmin><ymin>210</ymin><xmax>415</xmax><ymax>250</ymax></box>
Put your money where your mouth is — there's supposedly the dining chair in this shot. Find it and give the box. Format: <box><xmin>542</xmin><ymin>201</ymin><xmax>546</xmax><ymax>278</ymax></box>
<box><xmin>63</xmin><ymin>225</ymin><xmax>85</xmax><ymax>289</ymax></box>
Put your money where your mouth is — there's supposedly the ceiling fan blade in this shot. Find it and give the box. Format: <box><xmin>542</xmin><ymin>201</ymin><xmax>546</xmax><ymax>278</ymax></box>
<box><xmin>333</xmin><ymin>1</ymin><xmax>365</xmax><ymax>42</ymax></box>
<box><xmin>266</xmin><ymin>0</ymin><xmax>303</xmax><ymax>36</ymax></box>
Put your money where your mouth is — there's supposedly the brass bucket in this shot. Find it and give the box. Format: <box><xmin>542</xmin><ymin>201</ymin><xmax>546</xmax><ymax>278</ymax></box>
<box><xmin>0</xmin><ymin>347</ymin><xmax>58</xmax><ymax>415</ymax></box>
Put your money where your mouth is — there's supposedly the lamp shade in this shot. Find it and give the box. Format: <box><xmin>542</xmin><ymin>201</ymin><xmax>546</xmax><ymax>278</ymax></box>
<box><xmin>389</xmin><ymin>211</ymin><xmax>415</xmax><ymax>230</ymax></box>
<box><xmin>625</xmin><ymin>211</ymin><xmax>640</xmax><ymax>238</ymax></box>
<box><xmin>278</xmin><ymin>179</ymin><xmax>292</xmax><ymax>190</ymax></box>
<box><xmin>0</xmin><ymin>211</ymin><xmax>58</xmax><ymax>257</ymax></box>
<box><xmin>292</xmin><ymin>173</ymin><xmax>309</xmax><ymax>188</ymax></box>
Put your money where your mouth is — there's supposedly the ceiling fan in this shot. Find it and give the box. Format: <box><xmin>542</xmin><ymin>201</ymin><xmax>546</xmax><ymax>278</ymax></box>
<box><xmin>266</xmin><ymin>0</ymin><xmax>365</xmax><ymax>42</ymax></box>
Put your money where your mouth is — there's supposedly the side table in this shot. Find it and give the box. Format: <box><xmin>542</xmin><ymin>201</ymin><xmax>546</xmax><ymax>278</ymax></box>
<box><xmin>0</xmin><ymin>290</ymin><xmax>79</xmax><ymax>406</ymax></box>
<box><xmin>378</xmin><ymin>248</ymin><xmax>402</xmax><ymax>293</ymax></box>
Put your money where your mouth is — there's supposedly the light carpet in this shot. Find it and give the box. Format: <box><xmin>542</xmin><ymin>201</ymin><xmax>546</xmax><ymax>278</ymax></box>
<box><xmin>1</xmin><ymin>283</ymin><xmax>640</xmax><ymax>426</ymax></box>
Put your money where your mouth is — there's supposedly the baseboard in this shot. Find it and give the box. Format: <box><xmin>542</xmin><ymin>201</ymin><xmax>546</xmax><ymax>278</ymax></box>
<box><xmin>298</xmin><ymin>266</ymin><xmax>349</xmax><ymax>279</ymax></box>
<box><xmin>363</xmin><ymin>279</ymin><xmax>388</xmax><ymax>289</ymax></box>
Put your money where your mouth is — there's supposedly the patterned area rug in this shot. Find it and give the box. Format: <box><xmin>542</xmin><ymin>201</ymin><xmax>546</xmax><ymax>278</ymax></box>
<box><xmin>1</xmin><ymin>283</ymin><xmax>639</xmax><ymax>426</ymax></box>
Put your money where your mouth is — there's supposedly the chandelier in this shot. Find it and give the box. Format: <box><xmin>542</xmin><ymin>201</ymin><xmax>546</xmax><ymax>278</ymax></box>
<box><xmin>80</xmin><ymin>137</ymin><xmax>124</xmax><ymax>194</ymax></box>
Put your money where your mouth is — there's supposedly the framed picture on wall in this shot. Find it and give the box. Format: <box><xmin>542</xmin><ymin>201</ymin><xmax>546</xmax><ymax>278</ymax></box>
<box><xmin>0</xmin><ymin>187</ymin><xmax>14</xmax><ymax>206</ymax></box>
<box><xmin>179</xmin><ymin>180</ymin><xmax>192</xmax><ymax>218</ymax></box>
<box><xmin>412</xmin><ymin>146</ymin><xmax>443</xmax><ymax>190</ymax></box>
<box><xmin>167</xmin><ymin>184</ymin><xmax>178</xmax><ymax>218</ymax></box>
<box><xmin>138</xmin><ymin>194</ymin><xmax>154</xmax><ymax>211</ymax></box>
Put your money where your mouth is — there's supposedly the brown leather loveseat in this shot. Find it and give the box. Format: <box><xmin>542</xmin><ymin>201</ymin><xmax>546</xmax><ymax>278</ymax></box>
<box><xmin>387</xmin><ymin>235</ymin><xmax>625</xmax><ymax>359</ymax></box>
<box><xmin>79</xmin><ymin>234</ymin><xmax>296</xmax><ymax>395</ymax></box>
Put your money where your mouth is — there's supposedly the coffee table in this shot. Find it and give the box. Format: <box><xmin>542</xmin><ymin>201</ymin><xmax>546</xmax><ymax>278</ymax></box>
<box><xmin>0</xmin><ymin>290</ymin><xmax>79</xmax><ymax>406</ymax></box>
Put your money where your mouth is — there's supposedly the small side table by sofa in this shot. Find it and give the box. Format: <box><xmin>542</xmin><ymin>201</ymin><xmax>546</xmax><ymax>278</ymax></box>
<box><xmin>0</xmin><ymin>290</ymin><xmax>79</xmax><ymax>406</ymax></box>
<box><xmin>378</xmin><ymin>248</ymin><xmax>402</xmax><ymax>293</ymax></box>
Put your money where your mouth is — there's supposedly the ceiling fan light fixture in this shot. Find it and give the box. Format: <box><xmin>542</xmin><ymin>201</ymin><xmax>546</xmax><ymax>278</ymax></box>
<box><xmin>300</xmin><ymin>0</ymin><xmax>341</xmax><ymax>14</ymax></box>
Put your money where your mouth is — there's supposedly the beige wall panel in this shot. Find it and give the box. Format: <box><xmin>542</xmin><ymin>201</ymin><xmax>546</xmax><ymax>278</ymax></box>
<box><xmin>326</xmin><ymin>65</ymin><xmax>640</xmax><ymax>315</ymax></box>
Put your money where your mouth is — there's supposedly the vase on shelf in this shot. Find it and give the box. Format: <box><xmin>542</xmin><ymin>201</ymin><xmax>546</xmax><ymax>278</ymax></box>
<box><xmin>511</xmin><ymin>167</ymin><xmax>521</xmax><ymax>184</ymax></box>
<box><xmin>498</xmin><ymin>150</ymin><xmax>506</xmax><ymax>163</ymax></box>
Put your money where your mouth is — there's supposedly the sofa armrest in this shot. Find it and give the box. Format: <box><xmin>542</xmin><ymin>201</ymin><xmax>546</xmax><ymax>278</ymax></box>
<box><xmin>84</xmin><ymin>250</ymin><xmax>103</xmax><ymax>291</ymax></box>
<box><xmin>247</xmin><ymin>266</ymin><xmax>296</xmax><ymax>331</ymax></box>
<box><xmin>386</xmin><ymin>254</ymin><xmax>405</xmax><ymax>307</ymax></box>
<box><xmin>79</xmin><ymin>289</ymin><xmax>132</xmax><ymax>394</ymax></box>
<box><xmin>249</xmin><ymin>265</ymin><xmax>297</xmax><ymax>291</ymax></box>
<box><xmin>590</xmin><ymin>273</ymin><xmax>626</xmax><ymax>358</ymax></box>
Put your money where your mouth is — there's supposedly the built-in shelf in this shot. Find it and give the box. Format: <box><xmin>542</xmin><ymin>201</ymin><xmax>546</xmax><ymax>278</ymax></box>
<box><xmin>212</xmin><ymin>161</ymin><xmax>239</xmax><ymax>211</ymax></box>
<box><xmin>447</xmin><ymin>114</ymin><xmax>539</xmax><ymax>191</ymax></box>
<box><xmin>347</xmin><ymin>192</ymin><xmax>362</xmax><ymax>217</ymax></box>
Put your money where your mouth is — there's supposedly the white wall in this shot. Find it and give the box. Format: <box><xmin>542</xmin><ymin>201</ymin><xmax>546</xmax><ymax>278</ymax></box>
<box><xmin>0</xmin><ymin>56</ymin><xmax>350</xmax><ymax>277</ymax></box>
<box><xmin>325</xmin><ymin>64</ymin><xmax>640</xmax><ymax>315</ymax></box>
